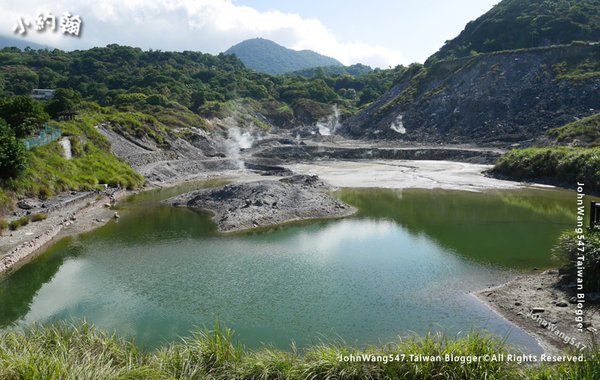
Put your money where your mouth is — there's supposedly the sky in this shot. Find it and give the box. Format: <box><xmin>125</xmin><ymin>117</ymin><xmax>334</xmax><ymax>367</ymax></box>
<box><xmin>0</xmin><ymin>0</ymin><xmax>499</xmax><ymax>67</ymax></box>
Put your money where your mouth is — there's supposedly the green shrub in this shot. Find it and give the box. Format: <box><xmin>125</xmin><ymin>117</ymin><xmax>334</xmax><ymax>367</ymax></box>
<box><xmin>5</xmin><ymin>216</ymin><xmax>30</xmax><ymax>230</ymax></box>
<box><xmin>16</xmin><ymin>215</ymin><xmax>30</xmax><ymax>227</ymax></box>
<box><xmin>0</xmin><ymin>119</ymin><xmax>28</xmax><ymax>179</ymax></box>
<box><xmin>146</xmin><ymin>94</ymin><xmax>168</xmax><ymax>106</ymax></box>
<box><xmin>31</xmin><ymin>212</ymin><xmax>48</xmax><ymax>222</ymax></box>
<box><xmin>552</xmin><ymin>229</ymin><xmax>600</xmax><ymax>293</ymax></box>
<box><xmin>492</xmin><ymin>147</ymin><xmax>600</xmax><ymax>192</ymax></box>
<box><xmin>0</xmin><ymin>218</ymin><xmax>7</xmax><ymax>232</ymax></box>
<box><xmin>38</xmin><ymin>186</ymin><xmax>50</xmax><ymax>201</ymax></box>
<box><xmin>0</xmin><ymin>96</ymin><xmax>49</xmax><ymax>137</ymax></box>
<box><xmin>8</xmin><ymin>220</ymin><xmax>19</xmax><ymax>230</ymax></box>
<box><xmin>547</xmin><ymin>113</ymin><xmax>600</xmax><ymax>147</ymax></box>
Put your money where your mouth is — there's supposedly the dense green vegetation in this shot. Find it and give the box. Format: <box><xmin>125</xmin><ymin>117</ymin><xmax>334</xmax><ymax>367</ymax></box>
<box><xmin>0</xmin><ymin>323</ymin><xmax>597</xmax><ymax>379</ymax></box>
<box><xmin>547</xmin><ymin>113</ymin><xmax>600</xmax><ymax>146</ymax></box>
<box><xmin>553</xmin><ymin>229</ymin><xmax>600</xmax><ymax>292</ymax></box>
<box><xmin>0</xmin><ymin>44</ymin><xmax>405</xmax><ymax>210</ymax></box>
<box><xmin>225</xmin><ymin>38</ymin><xmax>342</xmax><ymax>75</ymax></box>
<box><xmin>0</xmin><ymin>95</ymin><xmax>49</xmax><ymax>138</ymax></box>
<box><xmin>0</xmin><ymin>120</ymin><xmax>27</xmax><ymax>179</ymax></box>
<box><xmin>490</xmin><ymin>106</ymin><xmax>600</xmax><ymax>185</ymax></box>
<box><xmin>287</xmin><ymin>63</ymin><xmax>373</xmax><ymax>78</ymax></box>
<box><xmin>0</xmin><ymin>44</ymin><xmax>403</xmax><ymax>124</ymax></box>
<box><xmin>491</xmin><ymin>103</ymin><xmax>600</xmax><ymax>192</ymax></box>
<box><xmin>0</xmin><ymin>102</ymin><xmax>145</xmax><ymax>211</ymax></box>
<box><xmin>428</xmin><ymin>0</ymin><xmax>600</xmax><ymax>63</ymax></box>
<box><xmin>492</xmin><ymin>147</ymin><xmax>600</xmax><ymax>192</ymax></box>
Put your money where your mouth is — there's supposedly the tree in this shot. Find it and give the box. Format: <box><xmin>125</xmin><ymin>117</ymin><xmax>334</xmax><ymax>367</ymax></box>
<box><xmin>0</xmin><ymin>96</ymin><xmax>49</xmax><ymax>137</ymax></box>
<box><xmin>44</xmin><ymin>88</ymin><xmax>82</xmax><ymax>118</ymax></box>
<box><xmin>0</xmin><ymin>119</ymin><xmax>27</xmax><ymax>179</ymax></box>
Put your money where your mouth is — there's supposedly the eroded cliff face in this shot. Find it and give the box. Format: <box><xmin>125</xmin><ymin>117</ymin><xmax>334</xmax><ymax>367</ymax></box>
<box><xmin>342</xmin><ymin>44</ymin><xmax>600</xmax><ymax>147</ymax></box>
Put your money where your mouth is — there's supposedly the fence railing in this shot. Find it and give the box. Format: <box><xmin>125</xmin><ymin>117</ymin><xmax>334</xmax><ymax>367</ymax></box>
<box><xmin>21</xmin><ymin>124</ymin><xmax>62</xmax><ymax>150</ymax></box>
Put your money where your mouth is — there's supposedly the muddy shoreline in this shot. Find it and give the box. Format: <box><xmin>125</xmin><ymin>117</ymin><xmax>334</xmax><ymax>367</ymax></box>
<box><xmin>0</xmin><ymin>189</ymin><xmax>135</xmax><ymax>276</ymax></box>
<box><xmin>474</xmin><ymin>270</ymin><xmax>599</xmax><ymax>354</ymax></box>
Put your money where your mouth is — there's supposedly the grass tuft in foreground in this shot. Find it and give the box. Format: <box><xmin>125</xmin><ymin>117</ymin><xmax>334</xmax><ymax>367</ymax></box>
<box><xmin>0</xmin><ymin>323</ymin><xmax>598</xmax><ymax>379</ymax></box>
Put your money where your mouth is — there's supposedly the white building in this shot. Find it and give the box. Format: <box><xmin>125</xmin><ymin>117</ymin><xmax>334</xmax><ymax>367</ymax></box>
<box><xmin>31</xmin><ymin>89</ymin><xmax>56</xmax><ymax>100</ymax></box>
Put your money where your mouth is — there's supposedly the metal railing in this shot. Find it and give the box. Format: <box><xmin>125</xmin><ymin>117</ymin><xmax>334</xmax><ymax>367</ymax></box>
<box><xmin>21</xmin><ymin>124</ymin><xmax>62</xmax><ymax>150</ymax></box>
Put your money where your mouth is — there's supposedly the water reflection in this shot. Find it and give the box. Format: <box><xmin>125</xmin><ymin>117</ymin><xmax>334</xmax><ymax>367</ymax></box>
<box><xmin>0</xmin><ymin>237</ymin><xmax>83</xmax><ymax>325</ymax></box>
<box><xmin>337</xmin><ymin>188</ymin><xmax>575</xmax><ymax>268</ymax></box>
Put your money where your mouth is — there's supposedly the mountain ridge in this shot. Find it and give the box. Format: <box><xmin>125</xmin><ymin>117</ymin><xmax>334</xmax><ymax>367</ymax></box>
<box><xmin>225</xmin><ymin>38</ymin><xmax>343</xmax><ymax>75</ymax></box>
<box><xmin>0</xmin><ymin>35</ymin><xmax>52</xmax><ymax>50</ymax></box>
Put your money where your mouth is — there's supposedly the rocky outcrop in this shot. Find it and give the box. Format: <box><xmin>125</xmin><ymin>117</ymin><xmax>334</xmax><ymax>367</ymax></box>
<box><xmin>97</xmin><ymin>124</ymin><xmax>242</xmax><ymax>184</ymax></box>
<box><xmin>164</xmin><ymin>175</ymin><xmax>356</xmax><ymax>233</ymax></box>
<box><xmin>254</xmin><ymin>144</ymin><xmax>503</xmax><ymax>164</ymax></box>
<box><xmin>342</xmin><ymin>44</ymin><xmax>600</xmax><ymax>147</ymax></box>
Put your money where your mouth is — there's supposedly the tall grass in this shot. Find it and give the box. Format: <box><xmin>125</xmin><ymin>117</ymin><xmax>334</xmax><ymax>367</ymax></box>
<box><xmin>492</xmin><ymin>147</ymin><xmax>600</xmax><ymax>192</ymax></box>
<box><xmin>4</xmin><ymin>139</ymin><xmax>143</xmax><ymax>200</ymax></box>
<box><xmin>546</xmin><ymin>113</ymin><xmax>600</xmax><ymax>147</ymax></box>
<box><xmin>0</xmin><ymin>323</ymin><xmax>599</xmax><ymax>379</ymax></box>
<box><xmin>0</xmin><ymin>323</ymin><xmax>159</xmax><ymax>380</ymax></box>
<box><xmin>524</xmin><ymin>346</ymin><xmax>600</xmax><ymax>380</ymax></box>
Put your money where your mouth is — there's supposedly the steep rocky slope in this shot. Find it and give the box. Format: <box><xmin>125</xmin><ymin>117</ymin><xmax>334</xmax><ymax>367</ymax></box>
<box><xmin>341</xmin><ymin>43</ymin><xmax>600</xmax><ymax>147</ymax></box>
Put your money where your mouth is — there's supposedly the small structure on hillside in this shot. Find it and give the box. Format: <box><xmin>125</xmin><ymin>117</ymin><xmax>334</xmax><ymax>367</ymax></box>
<box><xmin>31</xmin><ymin>89</ymin><xmax>56</xmax><ymax>100</ymax></box>
<box><xmin>57</xmin><ymin>110</ymin><xmax>78</xmax><ymax>120</ymax></box>
<box><xmin>591</xmin><ymin>202</ymin><xmax>600</xmax><ymax>230</ymax></box>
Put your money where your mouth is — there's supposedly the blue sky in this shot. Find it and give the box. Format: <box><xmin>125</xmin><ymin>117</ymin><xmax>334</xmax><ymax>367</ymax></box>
<box><xmin>233</xmin><ymin>0</ymin><xmax>499</xmax><ymax>63</ymax></box>
<box><xmin>1</xmin><ymin>0</ymin><xmax>498</xmax><ymax>67</ymax></box>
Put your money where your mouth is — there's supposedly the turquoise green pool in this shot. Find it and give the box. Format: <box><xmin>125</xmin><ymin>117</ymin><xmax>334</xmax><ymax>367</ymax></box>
<box><xmin>0</xmin><ymin>183</ymin><xmax>578</xmax><ymax>352</ymax></box>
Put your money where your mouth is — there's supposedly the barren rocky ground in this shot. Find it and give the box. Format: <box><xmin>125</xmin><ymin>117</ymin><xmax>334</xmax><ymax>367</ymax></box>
<box><xmin>165</xmin><ymin>174</ymin><xmax>356</xmax><ymax>233</ymax></box>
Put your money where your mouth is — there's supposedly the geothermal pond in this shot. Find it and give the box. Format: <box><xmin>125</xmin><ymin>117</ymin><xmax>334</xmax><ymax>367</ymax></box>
<box><xmin>0</xmin><ymin>181</ymin><xmax>577</xmax><ymax>352</ymax></box>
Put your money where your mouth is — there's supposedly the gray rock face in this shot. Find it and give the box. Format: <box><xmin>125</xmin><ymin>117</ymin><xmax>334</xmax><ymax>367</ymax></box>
<box><xmin>254</xmin><ymin>144</ymin><xmax>503</xmax><ymax>164</ymax></box>
<box><xmin>164</xmin><ymin>175</ymin><xmax>356</xmax><ymax>233</ymax></box>
<box><xmin>17</xmin><ymin>199</ymin><xmax>38</xmax><ymax>210</ymax></box>
<box><xmin>342</xmin><ymin>44</ymin><xmax>600</xmax><ymax>147</ymax></box>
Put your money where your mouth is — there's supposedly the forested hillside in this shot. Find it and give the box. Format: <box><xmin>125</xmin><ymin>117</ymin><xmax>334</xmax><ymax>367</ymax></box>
<box><xmin>0</xmin><ymin>44</ymin><xmax>404</xmax><ymax>210</ymax></box>
<box><xmin>428</xmin><ymin>0</ymin><xmax>600</xmax><ymax>63</ymax></box>
<box><xmin>0</xmin><ymin>44</ymin><xmax>402</xmax><ymax>124</ymax></box>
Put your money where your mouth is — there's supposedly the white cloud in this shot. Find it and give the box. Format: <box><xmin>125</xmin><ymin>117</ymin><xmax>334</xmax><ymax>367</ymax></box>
<box><xmin>0</xmin><ymin>0</ymin><xmax>406</xmax><ymax>67</ymax></box>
